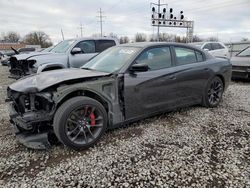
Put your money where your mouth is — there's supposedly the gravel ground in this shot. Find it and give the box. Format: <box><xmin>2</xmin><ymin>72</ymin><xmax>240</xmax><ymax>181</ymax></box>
<box><xmin>0</xmin><ymin>65</ymin><xmax>249</xmax><ymax>187</ymax></box>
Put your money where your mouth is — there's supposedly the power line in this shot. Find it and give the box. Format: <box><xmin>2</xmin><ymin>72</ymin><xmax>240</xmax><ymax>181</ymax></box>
<box><xmin>184</xmin><ymin>0</ymin><xmax>250</xmax><ymax>13</ymax></box>
<box><xmin>97</xmin><ymin>8</ymin><xmax>106</xmax><ymax>37</ymax></box>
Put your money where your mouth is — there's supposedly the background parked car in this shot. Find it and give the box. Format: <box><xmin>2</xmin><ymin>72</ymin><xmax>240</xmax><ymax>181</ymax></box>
<box><xmin>7</xmin><ymin>42</ymin><xmax>232</xmax><ymax>150</ymax></box>
<box><xmin>231</xmin><ymin>46</ymin><xmax>250</xmax><ymax>80</ymax></box>
<box><xmin>191</xmin><ymin>42</ymin><xmax>229</xmax><ymax>58</ymax></box>
<box><xmin>1</xmin><ymin>47</ymin><xmax>37</xmax><ymax>66</ymax></box>
<box><xmin>9</xmin><ymin>37</ymin><xmax>119</xmax><ymax>78</ymax></box>
<box><xmin>0</xmin><ymin>50</ymin><xmax>16</xmax><ymax>66</ymax></box>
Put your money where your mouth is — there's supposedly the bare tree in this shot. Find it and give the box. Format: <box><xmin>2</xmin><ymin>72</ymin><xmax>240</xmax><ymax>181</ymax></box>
<box><xmin>108</xmin><ymin>32</ymin><xmax>118</xmax><ymax>39</ymax></box>
<box><xmin>241</xmin><ymin>38</ymin><xmax>249</xmax><ymax>42</ymax></box>
<box><xmin>192</xmin><ymin>35</ymin><xmax>204</xmax><ymax>42</ymax></box>
<box><xmin>2</xmin><ymin>31</ymin><xmax>21</xmax><ymax>43</ymax></box>
<box><xmin>135</xmin><ymin>33</ymin><xmax>147</xmax><ymax>42</ymax></box>
<box><xmin>119</xmin><ymin>36</ymin><xmax>129</xmax><ymax>44</ymax></box>
<box><xmin>206</xmin><ymin>37</ymin><xmax>218</xmax><ymax>42</ymax></box>
<box><xmin>23</xmin><ymin>31</ymin><xmax>53</xmax><ymax>48</ymax></box>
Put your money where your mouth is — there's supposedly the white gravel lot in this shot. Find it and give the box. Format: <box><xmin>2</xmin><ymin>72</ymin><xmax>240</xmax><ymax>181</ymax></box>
<box><xmin>0</xmin><ymin>65</ymin><xmax>249</xmax><ymax>187</ymax></box>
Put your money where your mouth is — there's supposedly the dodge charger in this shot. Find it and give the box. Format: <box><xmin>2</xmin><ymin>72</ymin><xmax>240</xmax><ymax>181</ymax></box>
<box><xmin>7</xmin><ymin>42</ymin><xmax>232</xmax><ymax>150</ymax></box>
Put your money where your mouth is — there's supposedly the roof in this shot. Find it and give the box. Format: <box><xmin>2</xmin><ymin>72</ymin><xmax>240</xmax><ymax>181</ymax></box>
<box><xmin>118</xmin><ymin>42</ymin><xmax>203</xmax><ymax>51</ymax></box>
<box><xmin>65</xmin><ymin>37</ymin><xmax>119</xmax><ymax>43</ymax></box>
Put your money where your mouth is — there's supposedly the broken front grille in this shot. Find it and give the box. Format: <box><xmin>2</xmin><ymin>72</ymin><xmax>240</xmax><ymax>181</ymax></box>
<box><xmin>9</xmin><ymin>57</ymin><xmax>36</xmax><ymax>76</ymax></box>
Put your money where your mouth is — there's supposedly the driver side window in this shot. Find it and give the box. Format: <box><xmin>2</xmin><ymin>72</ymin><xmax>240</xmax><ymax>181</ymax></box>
<box><xmin>75</xmin><ymin>40</ymin><xmax>96</xmax><ymax>53</ymax></box>
<box><xmin>136</xmin><ymin>47</ymin><xmax>172</xmax><ymax>70</ymax></box>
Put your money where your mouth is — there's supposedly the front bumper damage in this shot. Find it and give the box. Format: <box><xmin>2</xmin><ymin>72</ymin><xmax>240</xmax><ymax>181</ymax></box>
<box><xmin>12</xmin><ymin>123</ymin><xmax>51</xmax><ymax>150</ymax></box>
<box><xmin>9</xmin><ymin>57</ymin><xmax>36</xmax><ymax>79</ymax></box>
<box><xmin>7</xmin><ymin>89</ymin><xmax>55</xmax><ymax>149</ymax></box>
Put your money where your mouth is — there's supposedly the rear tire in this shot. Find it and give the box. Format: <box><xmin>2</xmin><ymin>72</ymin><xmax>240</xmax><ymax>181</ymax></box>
<box><xmin>53</xmin><ymin>96</ymin><xmax>107</xmax><ymax>150</ymax></box>
<box><xmin>202</xmin><ymin>76</ymin><xmax>224</xmax><ymax>108</ymax></box>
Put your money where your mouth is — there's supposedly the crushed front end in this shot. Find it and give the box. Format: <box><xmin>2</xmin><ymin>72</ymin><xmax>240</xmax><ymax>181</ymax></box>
<box><xmin>6</xmin><ymin>87</ymin><xmax>55</xmax><ymax>149</ymax></box>
<box><xmin>9</xmin><ymin>57</ymin><xmax>37</xmax><ymax>79</ymax></box>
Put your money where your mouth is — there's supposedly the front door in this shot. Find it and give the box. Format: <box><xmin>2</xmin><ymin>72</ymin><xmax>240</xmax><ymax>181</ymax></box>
<box><xmin>69</xmin><ymin>40</ymin><xmax>98</xmax><ymax>68</ymax></box>
<box><xmin>124</xmin><ymin>46</ymin><xmax>180</xmax><ymax>120</ymax></box>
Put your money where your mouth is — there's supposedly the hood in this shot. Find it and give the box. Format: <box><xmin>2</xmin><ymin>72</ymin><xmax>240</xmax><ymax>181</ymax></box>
<box><xmin>9</xmin><ymin>68</ymin><xmax>110</xmax><ymax>93</ymax></box>
<box><xmin>14</xmin><ymin>52</ymin><xmax>53</xmax><ymax>61</ymax></box>
<box><xmin>28</xmin><ymin>53</ymin><xmax>67</xmax><ymax>66</ymax></box>
<box><xmin>231</xmin><ymin>56</ymin><xmax>250</xmax><ymax>66</ymax></box>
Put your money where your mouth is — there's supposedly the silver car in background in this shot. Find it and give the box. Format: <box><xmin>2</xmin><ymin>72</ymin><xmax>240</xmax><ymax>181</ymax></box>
<box><xmin>191</xmin><ymin>42</ymin><xmax>229</xmax><ymax>58</ymax></box>
<box><xmin>231</xmin><ymin>46</ymin><xmax>250</xmax><ymax>80</ymax></box>
<box><xmin>9</xmin><ymin>37</ymin><xmax>119</xmax><ymax>79</ymax></box>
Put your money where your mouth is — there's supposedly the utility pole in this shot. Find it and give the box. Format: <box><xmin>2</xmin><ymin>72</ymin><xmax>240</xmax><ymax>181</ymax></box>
<box><xmin>150</xmin><ymin>0</ymin><xmax>168</xmax><ymax>41</ymax></box>
<box><xmin>157</xmin><ymin>0</ymin><xmax>160</xmax><ymax>41</ymax></box>
<box><xmin>97</xmin><ymin>8</ymin><xmax>105</xmax><ymax>37</ymax></box>
<box><xmin>78</xmin><ymin>23</ymin><xmax>83</xmax><ymax>37</ymax></box>
<box><xmin>61</xmin><ymin>29</ymin><xmax>64</xmax><ymax>40</ymax></box>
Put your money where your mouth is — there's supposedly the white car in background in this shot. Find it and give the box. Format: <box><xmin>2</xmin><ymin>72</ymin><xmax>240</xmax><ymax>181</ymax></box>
<box><xmin>191</xmin><ymin>42</ymin><xmax>229</xmax><ymax>58</ymax></box>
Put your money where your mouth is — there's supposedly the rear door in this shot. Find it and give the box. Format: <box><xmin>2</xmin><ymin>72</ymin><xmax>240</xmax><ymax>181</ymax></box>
<box><xmin>69</xmin><ymin>40</ymin><xmax>98</xmax><ymax>68</ymax></box>
<box><xmin>171</xmin><ymin>46</ymin><xmax>213</xmax><ymax>104</ymax></box>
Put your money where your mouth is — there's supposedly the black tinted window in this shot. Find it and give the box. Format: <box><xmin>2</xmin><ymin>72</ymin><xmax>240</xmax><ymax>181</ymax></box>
<box><xmin>203</xmin><ymin>43</ymin><xmax>212</xmax><ymax>51</ymax></box>
<box><xmin>136</xmin><ymin>47</ymin><xmax>172</xmax><ymax>70</ymax></box>
<box><xmin>96</xmin><ymin>40</ymin><xmax>116</xmax><ymax>52</ymax></box>
<box><xmin>212</xmin><ymin>43</ymin><xmax>224</xmax><ymax>50</ymax></box>
<box><xmin>75</xmin><ymin>40</ymin><xmax>95</xmax><ymax>53</ymax></box>
<box><xmin>175</xmin><ymin>47</ymin><xmax>197</xmax><ymax>65</ymax></box>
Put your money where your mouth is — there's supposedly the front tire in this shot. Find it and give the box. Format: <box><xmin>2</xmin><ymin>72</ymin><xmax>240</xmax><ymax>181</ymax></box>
<box><xmin>203</xmin><ymin>76</ymin><xmax>224</xmax><ymax>108</ymax></box>
<box><xmin>53</xmin><ymin>96</ymin><xmax>107</xmax><ymax>150</ymax></box>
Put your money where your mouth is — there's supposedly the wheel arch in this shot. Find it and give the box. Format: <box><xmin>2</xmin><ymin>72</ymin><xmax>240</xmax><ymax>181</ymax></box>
<box><xmin>55</xmin><ymin>89</ymin><xmax>110</xmax><ymax>115</ymax></box>
<box><xmin>215</xmin><ymin>74</ymin><xmax>225</xmax><ymax>89</ymax></box>
<box><xmin>38</xmin><ymin>63</ymin><xmax>65</xmax><ymax>73</ymax></box>
<box><xmin>42</xmin><ymin>66</ymin><xmax>63</xmax><ymax>72</ymax></box>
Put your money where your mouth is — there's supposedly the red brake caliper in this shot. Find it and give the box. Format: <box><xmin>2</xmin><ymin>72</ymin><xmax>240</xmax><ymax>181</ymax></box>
<box><xmin>89</xmin><ymin>112</ymin><xmax>96</xmax><ymax>126</ymax></box>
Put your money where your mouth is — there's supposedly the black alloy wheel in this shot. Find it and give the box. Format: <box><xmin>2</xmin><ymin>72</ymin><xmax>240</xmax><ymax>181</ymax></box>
<box><xmin>54</xmin><ymin>96</ymin><xmax>107</xmax><ymax>150</ymax></box>
<box><xmin>203</xmin><ymin>76</ymin><xmax>224</xmax><ymax>107</ymax></box>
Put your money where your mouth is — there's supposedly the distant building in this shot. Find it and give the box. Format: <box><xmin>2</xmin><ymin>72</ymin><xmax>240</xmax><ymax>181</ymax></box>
<box><xmin>0</xmin><ymin>43</ymin><xmax>26</xmax><ymax>51</ymax></box>
<box><xmin>0</xmin><ymin>43</ymin><xmax>41</xmax><ymax>51</ymax></box>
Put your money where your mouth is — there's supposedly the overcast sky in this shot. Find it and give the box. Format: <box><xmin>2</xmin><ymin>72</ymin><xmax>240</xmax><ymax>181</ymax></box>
<box><xmin>0</xmin><ymin>0</ymin><xmax>249</xmax><ymax>44</ymax></box>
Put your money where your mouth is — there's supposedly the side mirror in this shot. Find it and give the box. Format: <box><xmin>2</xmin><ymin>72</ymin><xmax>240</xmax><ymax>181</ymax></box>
<box><xmin>71</xmin><ymin>47</ymin><xmax>82</xmax><ymax>55</ymax></box>
<box><xmin>130</xmin><ymin>63</ymin><xmax>149</xmax><ymax>72</ymax></box>
<box><xmin>203</xmin><ymin>48</ymin><xmax>210</xmax><ymax>52</ymax></box>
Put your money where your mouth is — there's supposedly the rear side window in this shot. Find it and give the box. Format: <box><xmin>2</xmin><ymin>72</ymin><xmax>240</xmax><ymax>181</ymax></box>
<box><xmin>212</xmin><ymin>43</ymin><xmax>225</xmax><ymax>50</ymax></box>
<box><xmin>96</xmin><ymin>40</ymin><xmax>116</xmax><ymax>52</ymax></box>
<box><xmin>203</xmin><ymin>43</ymin><xmax>212</xmax><ymax>51</ymax></box>
<box><xmin>136</xmin><ymin>47</ymin><xmax>172</xmax><ymax>70</ymax></box>
<box><xmin>75</xmin><ymin>40</ymin><xmax>95</xmax><ymax>53</ymax></box>
<box><xmin>175</xmin><ymin>47</ymin><xmax>197</xmax><ymax>65</ymax></box>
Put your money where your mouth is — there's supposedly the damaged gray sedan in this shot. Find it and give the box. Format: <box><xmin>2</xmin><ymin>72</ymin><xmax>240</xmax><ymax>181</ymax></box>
<box><xmin>7</xmin><ymin>42</ymin><xmax>232</xmax><ymax>150</ymax></box>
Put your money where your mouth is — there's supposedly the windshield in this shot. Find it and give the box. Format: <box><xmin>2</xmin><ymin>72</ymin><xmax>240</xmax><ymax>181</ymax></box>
<box><xmin>51</xmin><ymin>39</ymin><xmax>75</xmax><ymax>53</ymax></box>
<box><xmin>43</xmin><ymin>46</ymin><xmax>54</xmax><ymax>52</ymax></box>
<box><xmin>237</xmin><ymin>46</ymin><xmax>250</xmax><ymax>57</ymax></box>
<box><xmin>82</xmin><ymin>46</ymin><xmax>140</xmax><ymax>73</ymax></box>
